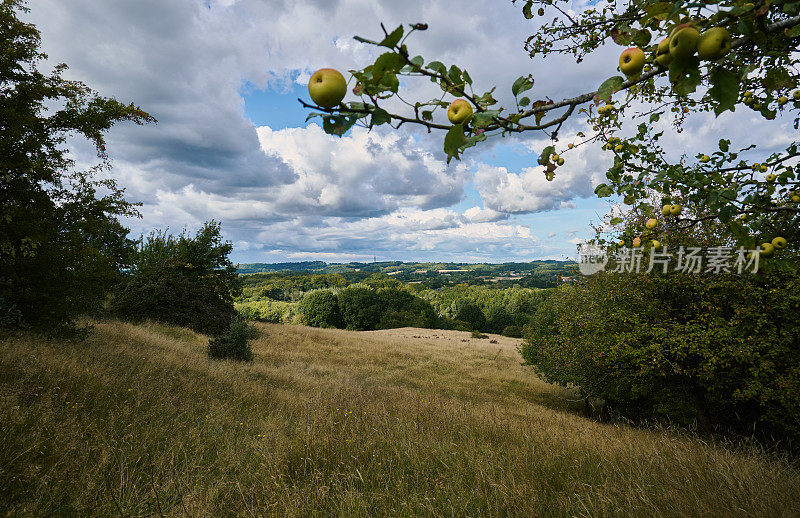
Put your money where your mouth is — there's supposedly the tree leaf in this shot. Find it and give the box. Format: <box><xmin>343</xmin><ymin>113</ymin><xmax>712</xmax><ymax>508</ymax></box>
<box><xmin>512</xmin><ymin>75</ymin><xmax>534</xmax><ymax>97</ymax></box>
<box><xmin>353</xmin><ymin>35</ymin><xmax>379</xmax><ymax>45</ymax></box>
<box><xmin>471</xmin><ymin>109</ymin><xmax>501</xmax><ymax>128</ymax></box>
<box><xmin>594</xmin><ymin>183</ymin><xmax>614</xmax><ymax>198</ymax></box>
<box><xmin>537</xmin><ymin>145</ymin><xmax>555</xmax><ymax>166</ymax></box>
<box><xmin>709</xmin><ymin>67</ymin><xmax>740</xmax><ymax>115</ymax></box>
<box><xmin>523</xmin><ymin>1</ymin><xmax>534</xmax><ymax>19</ymax></box>
<box><xmin>379</xmin><ymin>25</ymin><xmax>404</xmax><ymax>48</ymax></box>
<box><xmin>444</xmin><ymin>124</ymin><xmax>466</xmax><ymax>163</ymax></box>
<box><xmin>596</xmin><ymin>76</ymin><xmax>625</xmax><ymax>102</ymax></box>
<box><xmin>610</xmin><ymin>217</ymin><xmax>624</xmax><ymax>225</ymax></box>
<box><xmin>370</xmin><ymin>108</ymin><xmax>391</xmax><ymax>127</ymax></box>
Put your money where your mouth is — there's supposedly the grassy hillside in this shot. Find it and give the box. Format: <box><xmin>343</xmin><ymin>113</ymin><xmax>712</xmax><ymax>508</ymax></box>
<box><xmin>1</xmin><ymin>322</ymin><xmax>798</xmax><ymax>516</ymax></box>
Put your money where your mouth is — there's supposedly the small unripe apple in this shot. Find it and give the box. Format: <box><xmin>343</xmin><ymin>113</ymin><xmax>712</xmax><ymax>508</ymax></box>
<box><xmin>778</xmin><ymin>96</ymin><xmax>789</xmax><ymax>106</ymax></box>
<box><xmin>662</xmin><ymin>204</ymin><xmax>672</xmax><ymax>216</ymax></box>
<box><xmin>700</xmin><ymin>155</ymin><xmax>710</xmax><ymax>163</ymax></box>
<box><xmin>618</xmin><ymin>240</ymin><xmax>625</xmax><ymax>246</ymax></box>
<box><xmin>669</xmin><ymin>24</ymin><xmax>700</xmax><ymax>59</ymax></box>
<box><xmin>557</xmin><ymin>157</ymin><xmax>565</xmax><ymax>166</ymax></box>
<box><xmin>632</xmin><ymin>237</ymin><xmax>642</xmax><ymax>247</ymax></box>
<box><xmin>551</xmin><ymin>154</ymin><xmax>560</xmax><ymax>161</ymax></box>
<box><xmin>751</xmin><ymin>162</ymin><xmax>760</xmax><ymax>171</ymax></box>
<box><xmin>645</xmin><ymin>218</ymin><xmax>658</xmax><ymax>229</ymax></box>
<box><xmin>771</xmin><ymin>237</ymin><xmax>787</xmax><ymax>250</ymax></box>
<box><xmin>614</xmin><ymin>144</ymin><xmax>623</xmax><ymax>152</ymax></box>
<box><xmin>447</xmin><ymin>99</ymin><xmax>473</xmax><ymax>124</ymax></box>
<box><xmin>766</xmin><ymin>174</ymin><xmax>776</xmax><ymax>183</ymax></box>
<box><xmin>794</xmin><ymin>90</ymin><xmax>800</xmax><ymax>100</ymax></box>
<box><xmin>308</xmin><ymin>68</ymin><xmax>347</xmax><ymax>108</ymax></box>
<box><xmin>568</xmin><ymin>143</ymin><xmax>574</xmax><ymax>149</ymax></box>
<box><xmin>760</xmin><ymin>165</ymin><xmax>768</xmax><ymax>173</ymax></box>
<box><xmin>619</xmin><ymin>47</ymin><xmax>646</xmax><ymax>78</ymax></box>
<box><xmin>669</xmin><ymin>204</ymin><xmax>682</xmax><ymax>216</ymax></box>
<box><xmin>697</xmin><ymin>27</ymin><xmax>732</xmax><ymax>60</ymax></box>
<box><xmin>760</xmin><ymin>242</ymin><xmax>775</xmax><ymax>257</ymax></box>
<box><xmin>651</xmin><ymin>240</ymin><xmax>662</xmax><ymax>250</ymax></box>
<box><xmin>793</xmin><ymin>195</ymin><xmax>800</xmax><ymax>203</ymax></box>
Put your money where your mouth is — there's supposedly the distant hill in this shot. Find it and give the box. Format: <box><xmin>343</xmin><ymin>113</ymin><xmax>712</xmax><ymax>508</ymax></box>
<box><xmin>237</xmin><ymin>260</ymin><xmax>576</xmax><ymax>276</ymax></box>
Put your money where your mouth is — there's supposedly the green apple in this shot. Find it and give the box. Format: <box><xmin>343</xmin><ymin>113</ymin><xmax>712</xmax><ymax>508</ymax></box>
<box><xmin>655</xmin><ymin>39</ymin><xmax>673</xmax><ymax>67</ymax></box>
<box><xmin>618</xmin><ymin>240</ymin><xmax>625</xmax><ymax>247</ymax></box>
<box><xmin>760</xmin><ymin>242</ymin><xmax>775</xmax><ymax>257</ymax></box>
<box><xmin>645</xmin><ymin>218</ymin><xmax>658</xmax><ymax>229</ymax></box>
<box><xmin>651</xmin><ymin>240</ymin><xmax>662</xmax><ymax>250</ymax></box>
<box><xmin>557</xmin><ymin>157</ymin><xmax>565</xmax><ymax>166</ymax></box>
<box><xmin>619</xmin><ymin>47</ymin><xmax>646</xmax><ymax>79</ymax></box>
<box><xmin>794</xmin><ymin>90</ymin><xmax>800</xmax><ymax>100</ymax></box>
<box><xmin>700</xmin><ymin>155</ymin><xmax>710</xmax><ymax>163</ymax></box>
<box><xmin>632</xmin><ymin>237</ymin><xmax>642</xmax><ymax>247</ymax></box>
<box><xmin>766</xmin><ymin>174</ymin><xmax>776</xmax><ymax>183</ymax></box>
<box><xmin>696</xmin><ymin>27</ymin><xmax>732</xmax><ymax>60</ymax></box>
<box><xmin>669</xmin><ymin>24</ymin><xmax>700</xmax><ymax>59</ymax></box>
<box><xmin>308</xmin><ymin>68</ymin><xmax>347</xmax><ymax>108</ymax></box>
<box><xmin>670</xmin><ymin>204</ymin><xmax>682</xmax><ymax>216</ymax></box>
<box><xmin>760</xmin><ymin>165</ymin><xmax>768</xmax><ymax>173</ymax></box>
<box><xmin>447</xmin><ymin>99</ymin><xmax>473</xmax><ymax>124</ymax></box>
<box><xmin>793</xmin><ymin>195</ymin><xmax>800</xmax><ymax>203</ymax></box>
<box><xmin>778</xmin><ymin>96</ymin><xmax>789</xmax><ymax>106</ymax></box>
<box><xmin>771</xmin><ymin>237</ymin><xmax>787</xmax><ymax>250</ymax></box>
<box><xmin>662</xmin><ymin>204</ymin><xmax>672</xmax><ymax>216</ymax></box>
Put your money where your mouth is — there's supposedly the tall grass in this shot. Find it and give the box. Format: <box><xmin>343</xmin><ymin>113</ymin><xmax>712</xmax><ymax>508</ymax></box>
<box><xmin>1</xmin><ymin>322</ymin><xmax>798</xmax><ymax>516</ymax></box>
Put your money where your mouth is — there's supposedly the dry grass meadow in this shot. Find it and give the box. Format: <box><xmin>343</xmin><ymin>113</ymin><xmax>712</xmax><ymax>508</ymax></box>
<box><xmin>1</xmin><ymin>321</ymin><xmax>798</xmax><ymax>516</ymax></box>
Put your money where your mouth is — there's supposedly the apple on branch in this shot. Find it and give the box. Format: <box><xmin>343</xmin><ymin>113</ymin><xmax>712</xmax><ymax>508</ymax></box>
<box><xmin>669</xmin><ymin>23</ymin><xmax>700</xmax><ymax>60</ymax></box>
<box><xmin>645</xmin><ymin>218</ymin><xmax>658</xmax><ymax>230</ymax></box>
<box><xmin>655</xmin><ymin>39</ymin><xmax>673</xmax><ymax>67</ymax></box>
<box><xmin>697</xmin><ymin>27</ymin><xmax>732</xmax><ymax>60</ymax></box>
<box><xmin>447</xmin><ymin>99</ymin><xmax>473</xmax><ymax>124</ymax></box>
<box><xmin>619</xmin><ymin>47</ymin><xmax>645</xmax><ymax>80</ymax></box>
<box><xmin>308</xmin><ymin>68</ymin><xmax>347</xmax><ymax>108</ymax></box>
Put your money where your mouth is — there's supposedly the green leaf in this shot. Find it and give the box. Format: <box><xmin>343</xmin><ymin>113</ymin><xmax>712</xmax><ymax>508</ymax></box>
<box><xmin>426</xmin><ymin>61</ymin><xmax>447</xmax><ymax>74</ymax></box>
<box><xmin>512</xmin><ymin>75</ymin><xmax>534</xmax><ymax>97</ymax></box>
<box><xmin>471</xmin><ymin>109</ymin><xmax>501</xmax><ymax>128</ymax></box>
<box><xmin>596</xmin><ymin>76</ymin><xmax>624</xmax><ymax>102</ymax></box>
<box><xmin>650</xmin><ymin>113</ymin><xmax>660</xmax><ymax>123</ymax></box>
<box><xmin>709</xmin><ymin>67</ymin><xmax>739</xmax><ymax>115</ymax></box>
<box><xmin>370</xmin><ymin>108</ymin><xmax>391</xmax><ymax>127</ymax></box>
<box><xmin>610</xmin><ymin>217</ymin><xmax>624</xmax><ymax>225</ymax></box>
<box><xmin>448</xmin><ymin>65</ymin><xmax>464</xmax><ymax>87</ymax></box>
<box><xmin>444</xmin><ymin>124</ymin><xmax>466</xmax><ymax>163</ymax></box>
<box><xmin>462</xmin><ymin>70</ymin><xmax>472</xmax><ymax>85</ymax></box>
<box><xmin>322</xmin><ymin>114</ymin><xmax>358</xmax><ymax>137</ymax></box>
<box><xmin>421</xmin><ymin>110</ymin><xmax>433</xmax><ymax>121</ymax></box>
<box><xmin>594</xmin><ymin>183</ymin><xmax>614</xmax><ymax>198</ymax></box>
<box><xmin>718</xmin><ymin>205</ymin><xmax>735</xmax><ymax>223</ymax></box>
<box><xmin>719</xmin><ymin>139</ymin><xmax>730</xmax><ymax>152</ymax></box>
<box><xmin>523</xmin><ymin>1</ymin><xmax>534</xmax><ymax>19</ymax></box>
<box><xmin>379</xmin><ymin>25</ymin><xmax>404</xmax><ymax>48</ymax></box>
<box><xmin>373</xmin><ymin>52</ymin><xmax>405</xmax><ymax>80</ymax></box>
<box><xmin>537</xmin><ymin>145</ymin><xmax>556</xmax><ymax>166</ymax></box>
<box><xmin>518</xmin><ymin>96</ymin><xmax>531</xmax><ymax>107</ymax></box>
<box><xmin>670</xmin><ymin>57</ymin><xmax>701</xmax><ymax>96</ymax></box>
<box><xmin>353</xmin><ymin>35</ymin><xmax>379</xmax><ymax>45</ymax></box>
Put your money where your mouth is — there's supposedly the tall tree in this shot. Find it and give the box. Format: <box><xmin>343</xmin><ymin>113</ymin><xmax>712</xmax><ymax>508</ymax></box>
<box><xmin>0</xmin><ymin>0</ymin><xmax>154</xmax><ymax>330</ymax></box>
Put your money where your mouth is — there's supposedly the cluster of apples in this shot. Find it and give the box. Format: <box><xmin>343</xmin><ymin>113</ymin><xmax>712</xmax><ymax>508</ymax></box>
<box><xmin>761</xmin><ymin>237</ymin><xmax>788</xmax><ymax>257</ymax></box>
<box><xmin>618</xmin><ymin>23</ymin><xmax>733</xmax><ymax>81</ymax></box>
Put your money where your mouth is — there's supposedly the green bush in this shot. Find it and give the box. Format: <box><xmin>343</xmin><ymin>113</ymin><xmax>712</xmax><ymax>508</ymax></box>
<box><xmin>501</xmin><ymin>325</ymin><xmax>523</xmax><ymax>338</ymax></box>
<box><xmin>112</xmin><ymin>222</ymin><xmax>240</xmax><ymax>335</ymax></box>
<box><xmin>208</xmin><ymin>320</ymin><xmax>256</xmax><ymax>362</ymax></box>
<box><xmin>236</xmin><ymin>299</ymin><xmax>295</xmax><ymax>323</ymax></box>
<box><xmin>336</xmin><ymin>286</ymin><xmax>381</xmax><ymax>330</ymax></box>
<box><xmin>521</xmin><ymin>270</ymin><xmax>800</xmax><ymax>445</ymax></box>
<box><xmin>297</xmin><ymin>290</ymin><xmax>341</xmax><ymax>328</ymax></box>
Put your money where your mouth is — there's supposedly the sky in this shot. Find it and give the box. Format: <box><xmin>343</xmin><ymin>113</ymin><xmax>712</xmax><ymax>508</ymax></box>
<box><xmin>25</xmin><ymin>0</ymin><xmax>796</xmax><ymax>264</ymax></box>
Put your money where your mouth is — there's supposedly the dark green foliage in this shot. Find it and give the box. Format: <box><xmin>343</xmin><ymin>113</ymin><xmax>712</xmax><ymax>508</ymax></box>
<box><xmin>208</xmin><ymin>320</ymin><xmax>256</xmax><ymax>362</ymax></box>
<box><xmin>501</xmin><ymin>325</ymin><xmax>523</xmax><ymax>338</ymax></box>
<box><xmin>0</xmin><ymin>0</ymin><xmax>154</xmax><ymax>331</ymax></box>
<box><xmin>470</xmin><ymin>330</ymin><xmax>489</xmax><ymax>339</ymax></box>
<box><xmin>112</xmin><ymin>222</ymin><xmax>241</xmax><ymax>335</ymax></box>
<box><xmin>336</xmin><ymin>286</ymin><xmax>382</xmax><ymax>330</ymax></box>
<box><xmin>451</xmin><ymin>300</ymin><xmax>486</xmax><ymax>331</ymax></box>
<box><xmin>486</xmin><ymin>306</ymin><xmax>514</xmax><ymax>334</ymax></box>
<box><xmin>521</xmin><ymin>270</ymin><xmax>800</xmax><ymax>446</ymax></box>
<box><xmin>297</xmin><ymin>290</ymin><xmax>341</xmax><ymax>328</ymax></box>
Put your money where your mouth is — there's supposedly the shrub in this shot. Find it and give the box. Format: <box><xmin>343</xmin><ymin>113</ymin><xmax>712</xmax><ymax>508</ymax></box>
<box><xmin>521</xmin><ymin>270</ymin><xmax>800</xmax><ymax>445</ymax></box>
<box><xmin>112</xmin><ymin>222</ymin><xmax>240</xmax><ymax>335</ymax></box>
<box><xmin>471</xmin><ymin>330</ymin><xmax>489</xmax><ymax>339</ymax></box>
<box><xmin>208</xmin><ymin>320</ymin><xmax>256</xmax><ymax>362</ymax></box>
<box><xmin>337</xmin><ymin>286</ymin><xmax>381</xmax><ymax>330</ymax></box>
<box><xmin>453</xmin><ymin>301</ymin><xmax>487</xmax><ymax>332</ymax></box>
<box><xmin>236</xmin><ymin>299</ymin><xmax>295</xmax><ymax>323</ymax></box>
<box><xmin>297</xmin><ymin>290</ymin><xmax>341</xmax><ymax>328</ymax></box>
<box><xmin>501</xmin><ymin>325</ymin><xmax>523</xmax><ymax>338</ymax></box>
<box><xmin>486</xmin><ymin>306</ymin><xmax>514</xmax><ymax>334</ymax></box>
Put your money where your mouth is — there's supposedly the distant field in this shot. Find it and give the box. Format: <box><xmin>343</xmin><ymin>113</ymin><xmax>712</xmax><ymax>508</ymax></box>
<box><xmin>1</xmin><ymin>322</ymin><xmax>798</xmax><ymax>516</ymax></box>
